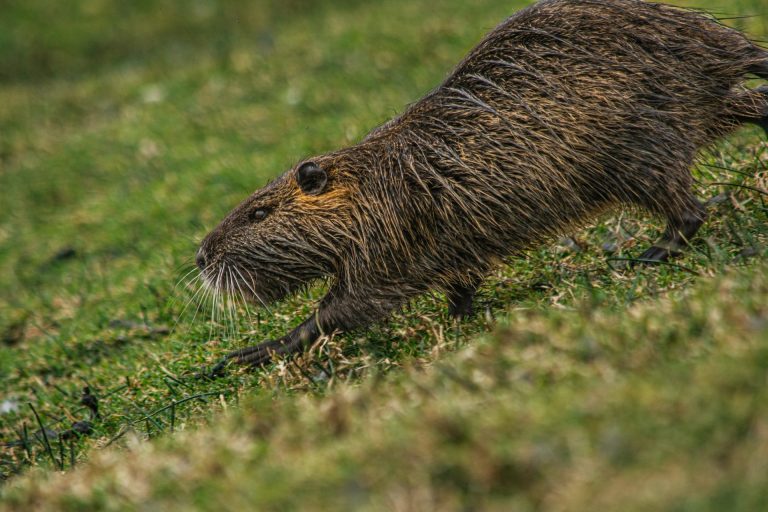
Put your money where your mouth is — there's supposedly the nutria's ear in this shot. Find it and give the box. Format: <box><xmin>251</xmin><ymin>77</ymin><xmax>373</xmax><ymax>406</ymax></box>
<box><xmin>296</xmin><ymin>162</ymin><xmax>328</xmax><ymax>195</ymax></box>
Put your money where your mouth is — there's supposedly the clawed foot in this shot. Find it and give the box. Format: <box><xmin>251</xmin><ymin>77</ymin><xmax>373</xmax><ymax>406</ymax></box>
<box><xmin>196</xmin><ymin>337</ymin><xmax>300</xmax><ymax>379</ymax></box>
<box><xmin>196</xmin><ymin>315</ymin><xmax>325</xmax><ymax>379</ymax></box>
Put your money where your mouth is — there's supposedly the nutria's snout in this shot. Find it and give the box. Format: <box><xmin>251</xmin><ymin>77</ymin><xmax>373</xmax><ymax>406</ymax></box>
<box><xmin>195</xmin><ymin>236</ymin><xmax>226</xmax><ymax>290</ymax></box>
<box><xmin>195</xmin><ymin>247</ymin><xmax>207</xmax><ymax>272</ymax></box>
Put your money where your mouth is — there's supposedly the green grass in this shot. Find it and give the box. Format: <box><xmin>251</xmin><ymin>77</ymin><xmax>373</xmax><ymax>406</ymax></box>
<box><xmin>1</xmin><ymin>0</ymin><xmax>768</xmax><ymax>509</ymax></box>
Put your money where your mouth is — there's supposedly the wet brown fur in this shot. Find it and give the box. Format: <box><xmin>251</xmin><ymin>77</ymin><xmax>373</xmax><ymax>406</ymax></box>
<box><xmin>197</xmin><ymin>0</ymin><xmax>768</xmax><ymax>369</ymax></box>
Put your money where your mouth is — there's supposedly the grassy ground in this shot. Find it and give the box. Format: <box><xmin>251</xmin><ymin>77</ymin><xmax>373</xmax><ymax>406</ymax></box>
<box><xmin>1</xmin><ymin>0</ymin><xmax>768</xmax><ymax>509</ymax></box>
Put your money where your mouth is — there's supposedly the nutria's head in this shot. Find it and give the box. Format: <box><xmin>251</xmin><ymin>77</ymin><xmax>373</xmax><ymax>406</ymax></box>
<box><xmin>196</xmin><ymin>157</ymin><xmax>354</xmax><ymax>304</ymax></box>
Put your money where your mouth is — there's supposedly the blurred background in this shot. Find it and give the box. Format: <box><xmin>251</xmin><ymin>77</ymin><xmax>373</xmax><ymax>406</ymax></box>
<box><xmin>1</xmin><ymin>0</ymin><xmax>765</xmax><ymax>83</ymax></box>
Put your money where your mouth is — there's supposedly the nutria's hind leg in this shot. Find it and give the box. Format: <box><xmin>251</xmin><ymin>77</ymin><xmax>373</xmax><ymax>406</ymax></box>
<box><xmin>751</xmin><ymin>85</ymin><xmax>768</xmax><ymax>137</ymax></box>
<box><xmin>637</xmin><ymin>197</ymin><xmax>706</xmax><ymax>263</ymax></box>
<box><xmin>754</xmin><ymin>116</ymin><xmax>768</xmax><ymax>138</ymax></box>
<box><xmin>749</xmin><ymin>59</ymin><xmax>768</xmax><ymax>80</ymax></box>
<box><xmin>733</xmin><ymin>85</ymin><xmax>768</xmax><ymax>137</ymax></box>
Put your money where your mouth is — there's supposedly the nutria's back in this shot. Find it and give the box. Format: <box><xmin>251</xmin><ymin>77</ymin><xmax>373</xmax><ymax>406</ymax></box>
<box><xmin>198</xmin><ymin>0</ymin><xmax>768</xmax><ymax>371</ymax></box>
<box><xmin>353</xmin><ymin>0</ymin><xmax>766</xmax><ymax>272</ymax></box>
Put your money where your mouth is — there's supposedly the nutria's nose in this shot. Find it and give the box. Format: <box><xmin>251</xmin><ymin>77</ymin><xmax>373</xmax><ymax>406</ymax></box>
<box><xmin>195</xmin><ymin>248</ymin><xmax>207</xmax><ymax>271</ymax></box>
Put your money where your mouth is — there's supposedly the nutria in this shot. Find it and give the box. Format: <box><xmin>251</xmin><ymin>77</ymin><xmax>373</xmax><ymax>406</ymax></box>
<box><xmin>195</xmin><ymin>0</ymin><xmax>768</xmax><ymax>372</ymax></box>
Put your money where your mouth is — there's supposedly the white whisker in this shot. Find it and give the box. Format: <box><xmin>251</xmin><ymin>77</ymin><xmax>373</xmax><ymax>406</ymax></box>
<box><xmin>232</xmin><ymin>264</ymin><xmax>256</xmax><ymax>329</ymax></box>
<box><xmin>232</xmin><ymin>264</ymin><xmax>272</xmax><ymax>314</ymax></box>
<box><xmin>170</xmin><ymin>272</ymin><xmax>208</xmax><ymax>334</ymax></box>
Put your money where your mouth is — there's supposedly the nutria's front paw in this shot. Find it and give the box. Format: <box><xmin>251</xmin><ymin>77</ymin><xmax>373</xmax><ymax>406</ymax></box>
<box><xmin>196</xmin><ymin>337</ymin><xmax>299</xmax><ymax>379</ymax></box>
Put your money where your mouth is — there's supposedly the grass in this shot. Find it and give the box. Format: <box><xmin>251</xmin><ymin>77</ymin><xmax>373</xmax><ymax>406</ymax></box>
<box><xmin>1</xmin><ymin>0</ymin><xmax>767</xmax><ymax>509</ymax></box>
<box><xmin>6</xmin><ymin>263</ymin><xmax>768</xmax><ymax>511</ymax></box>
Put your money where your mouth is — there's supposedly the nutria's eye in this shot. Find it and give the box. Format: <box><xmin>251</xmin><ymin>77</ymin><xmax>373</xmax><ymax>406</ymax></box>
<box><xmin>249</xmin><ymin>208</ymin><xmax>269</xmax><ymax>222</ymax></box>
<box><xmin>296</xmin><ymin>161</ymin><xmax>328</xmax><ymax>196</ymax></box>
